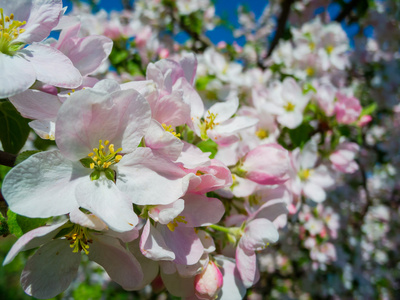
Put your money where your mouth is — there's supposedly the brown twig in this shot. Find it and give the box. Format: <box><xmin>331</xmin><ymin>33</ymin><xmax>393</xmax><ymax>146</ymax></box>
<box><xmin>0</xmin><ymin>150</ymin><xmax>16</xmax><ymax>167</ymax></box>
<box><xmin>266</xmin><ymin>0</ymin><xmax>296</xmax><ymax>58</ymax></box>
<box><xmin>335</xmin><ymin>0</ymin><xmax>362</xmax><ymax>22</ymax></box>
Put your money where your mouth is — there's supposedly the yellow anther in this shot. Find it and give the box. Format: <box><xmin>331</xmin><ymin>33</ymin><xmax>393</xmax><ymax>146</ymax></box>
<box><xmin>93</xmin><ymin>156</ymin><xmax>98</xmax><ymax>162</ymax></box>
<box><xmin>5</xmin><ymin>16</ymin><xmax>9</xmax><ymax>22</ymax></box>
<box><xmin>72</xmin><ymin>89</ymin><xmax>75</xmax><ymax>92</ymax></box>
<box><xmin>104</xmin><ymin>140</ymin><xmax>109</xmax><ymax>145</ymax></box>
<box><xmin>115</xmin><ymin>155</ymin><xmax>122</xmax><ymax>162</ymax></box>
<box><xmin>99</xmin><ymin>144</ymin><xmax>104</xmax><ymax>150</ymax></box>
<box><xmin>326</xmin><ymin>45</ymin><xmax>334</xmax><ymax>55</ymax></box>
<box><xmin>299</xmin><ymin>169</ymin><xmax>312</xmax><ymax>181</ymax></box>
<box><xmin>88</xmin><ymin>152</ymin><xmax>94</xmax><ymax>157</ymax></box>
<box><xmin>306</xmin><ymin>67</ymin><xmax>314</xmax><ymax>76</ymax></box>
<box><xmin>97</xmin><ymin>160</ymin><xmax>102</xmax><ymax>165</ymax></box>
<box><xmin>19</xmin><ymin>28</ymin><xmax>25</xmax><ymax>33</ymax></box>
<box><xmin>90</xmin><ymin>163</ymin><xmax>95</xmax><ymax>169</ymax></box>
<box><xmin>167</xmin><ymin>216</ymin><xmax>188</xmax><ymax>232</ymax></box>
<box><xmin>256</xmin><ymin>128</ymin><xmax>269</xmax><ymax>140</ymax></box>
<box><xmin>10</xmin><ymin>13</ymin><xmax>14</xmax><ymax>20</ymax></box>
<box><xmin>284</xmin><ymin>102</ymin><xmax>296</xmax><ymax>112</ymax></box>
<box><xmin>162</xmin><ymin>123</ymin><xmax>181</xmax><ymax>138</ymax></box>
<box><xmin>109</xmin><ymin>144</ymin><xmax>115</xmax><ymax>153</ymax></box>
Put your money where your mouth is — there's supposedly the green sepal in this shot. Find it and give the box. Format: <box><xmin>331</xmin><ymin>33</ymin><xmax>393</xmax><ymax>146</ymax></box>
<box><xmin>104</xmin><ymin>168</ymin><xmax>116</xmax><ymax>182</ymax></box>
<box><xmin>196</xmin><ymin>139</ymin><xmax>218</xmax><ymax>158</ymax></box>
<box><xmin>7</xmin><ymin>210</ymin><xmax>50</xmax><ymax>238</ymax></box>
<box><xmin>80</xmin><ymin>157</ymin><xmax>94</xmax><ymax>168</ymax></box>
<box><xmin>15</xmin><ymin>150</ymin><xmax>41</xmax><ymax>165</ymax></box>
<box><xmin>90</xmin><ymin>170</ymin><xmax>101</xmax><ymax>181</ymax></box>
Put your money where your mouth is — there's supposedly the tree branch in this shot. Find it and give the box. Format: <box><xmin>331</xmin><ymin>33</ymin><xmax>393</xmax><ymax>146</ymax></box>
<box><xmin>0</xmin><ymin>151</ymin><xmax>16</xmax><ymax>167</ymax></box>
<box><xmin>266</xmin><ymin>0</ymin><xmax>296</xmax><ymax>58</ymax></box>
<box><xmin>334</xmin><ymin>0</ymin><xmax>361</xmax><ymax>22</ymax></box>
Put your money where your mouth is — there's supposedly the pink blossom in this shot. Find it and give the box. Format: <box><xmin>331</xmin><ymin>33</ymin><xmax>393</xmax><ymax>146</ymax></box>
<box><xmin>334</xmin><ymin>93</ymin><xmax>362</xmax><ymax>124</ymax></box>
<box><xmin>330</xmin><ymin>142</ymin><xmax>360</xmax><ymax>173</ymax></box>
<box><xmin>0</xmin><ymin>0</ymin><xmax>82</xmax><ymax>98</ymax></box>
<box><xmin>241</xmin><ymin>144</ymin><xmax>291</xmax><ymax>185</ymax></box>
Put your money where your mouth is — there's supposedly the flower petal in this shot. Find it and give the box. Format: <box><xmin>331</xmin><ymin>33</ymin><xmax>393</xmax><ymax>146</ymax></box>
<box><xmin>139</xmin><ymin>219</ymin><xmax>175</xmax><ymax>261</ymax></box>
<box><xmin>0</xmin><ymin>53</ymin><xmax>35</xmax><ymax>99</ymax></box>
<box><xmin>9</xmin><ymin>89</ymin><xmax>61</xmax><ymax>120</ymax></box>
<box><xmin>15</xmin><ymin>0</ymin><xmax>63</xmax><ymax>44</ymax></box>
<box><xmin>24</xmin><ymin>43</ymin><xmax>82</xmax><ymax>88</ymax></box>
<box><xmin>75</xmin><ymin>176</ymin><xmax>138</xmax><ymax>232</ymax></box>
<box><xmin>116</xmin><ymin>148</ymin><xmax>190</xmax><ymax>206</ymax></box>
<box><xmin>21</xmin><ymin>239</ymin><xmax>81</xmax><ymax>299</ymax></box>
<box><xmin>3</xmin><ymin>221</ymin><xmax>68</xmax><ymax>265</ymax></box>
<box><xmin>2</xmin><ymin>150</ymin><xmax>84</xmax><ymax>218</ymax></box>
<box><xmin>89</xmin><ymin>234</ymin><xmax>144</xmax><ymax>290</ymax></box>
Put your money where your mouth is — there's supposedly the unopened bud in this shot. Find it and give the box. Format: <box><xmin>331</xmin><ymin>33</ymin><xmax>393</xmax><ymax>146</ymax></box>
<box><xmin>194</xmin><ymin>261</ymin><xmax>223</xmax><ymax>300</ymax></box>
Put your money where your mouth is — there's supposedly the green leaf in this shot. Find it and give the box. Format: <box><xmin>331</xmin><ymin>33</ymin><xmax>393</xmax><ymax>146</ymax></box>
<box><xmin>15</xmin><ymin>150</ymin><xmax>40</xmax><ymax>165</ymax></box>
<box><xmin>0</xmin><ymin>101</ymin><xmax>31</xmax><ymax>154</ymax></box>
<box><xmin>73</xmin><ymin>283</ymin><xmax>102</xmax><ymax>300</ymax></box>
<box><xmin>196</xmin><ymin>139</ymin><xmax>218</xmax><ymax>158</ymax></box>
<box><xmin>360</xmin><ymin>102</ymin><xmax>377</xmax><ymax>117</ymax></box>
<box><xmin>288</xmin><ymin>123</ymin><xmax>314</xmax><ymax>149</ymax></box>
<box><xmin>7</xmin><ymin>210</ymin><xmax>50</xmax><ymax>238</ymax></box>
<box><xmin>109</xmin><ymin>49</ymin><xmax>129</xmax><ymax>65</ymax></box>
<box><xmin>0</xmin><ymin>213</ymin><xmax>9</xmax><ymax>236</ymax></box>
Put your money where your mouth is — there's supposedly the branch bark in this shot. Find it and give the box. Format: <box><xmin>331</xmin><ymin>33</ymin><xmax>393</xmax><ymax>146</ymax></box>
<box><xmin>334</xmin><ymin>0</ymin><xmax>361</xmax><ymax>22</ymax></box>
<box><xmin>266</xmin><ymin>0</ymin><xmax>296</xmax><ymax>58</ymax></box>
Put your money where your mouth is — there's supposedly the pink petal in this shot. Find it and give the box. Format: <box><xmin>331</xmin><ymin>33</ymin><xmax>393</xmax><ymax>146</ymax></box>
<box><xmin>26</xmin><ymin>43</ymin><xmax>82</xmax><ymax>88</ymax></box>
<box><xmin>89</xmin><ymin>235</ymin><xmax>144</xmax><ymax>290</ymax></box>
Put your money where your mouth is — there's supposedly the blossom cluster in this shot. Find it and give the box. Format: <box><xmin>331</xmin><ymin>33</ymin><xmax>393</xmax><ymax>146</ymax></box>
<box><xmin>0</xmin><ymin>0</ymin><xmax>399</xmax><ymax>299</ymax></box>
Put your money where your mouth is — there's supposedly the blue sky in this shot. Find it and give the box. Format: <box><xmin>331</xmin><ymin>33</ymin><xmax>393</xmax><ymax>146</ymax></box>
<box><xmin>62</xmin><ymin>0</ymin><xmax>364</xmax><ymax>45</ymax></box>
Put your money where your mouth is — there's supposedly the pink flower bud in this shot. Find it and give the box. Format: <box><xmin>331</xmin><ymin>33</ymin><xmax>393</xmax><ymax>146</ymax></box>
<box><xmin>194</xmin><ymin>261</ymin><xmax>223</xmax><ymax>300</ymax></box>
<box><xmin>334</xmin><ymin>93</ymin><xmax>362</xmax><ymax>124</ymax></box>
<box><xmin>357</xmin><ymin>115</ymin><xmax>372</xmax><ymax>127</ymax></box>
<box><xmin>242</xmin><ymin>144</ymin><xmax>291</xmax><ymax>185</ymax></box>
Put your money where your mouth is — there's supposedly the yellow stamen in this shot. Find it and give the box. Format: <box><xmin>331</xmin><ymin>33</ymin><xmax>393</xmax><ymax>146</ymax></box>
<box><xmin>256</xmin><ymin>128</ymin><xmax>269</xmax><ymax>140</ymax></box>
<box><xmin>284</xmin><ymin>102</ymin><xmax>295</xmax><ymax>112</ymax></box>
<box><xmin>162</xmin><ymin>123</ymin><xmax>181</xmax><ymax>138</ymax></box>
<box><xmin>167</xmin><ymin>216</ymin><xmax>188</xmax><ymax>232</ymax></box>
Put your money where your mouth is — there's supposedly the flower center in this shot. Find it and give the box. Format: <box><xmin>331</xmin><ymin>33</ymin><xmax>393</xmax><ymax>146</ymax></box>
<box><xmin>0</xmin><ymin>8</ymin><xmax>26</xmax><ymax>55</ymax></box>
<box><xmin>199</xmin><ymin>111</ymin><xmax>219</xmax><ymax>140</ymax></box>
<box><xmin>80</xmin><ymin>139</ymin><xmax>122</xmax><ymax>182</ymax></box>
<box><xmin>256</xmin><ymin>128</ymin><xmax>269</xmax><ymax>140</ymax></box>
<box><xmin>326</xmin><ymin>45</ymin><xmax>334</xmax><ymax>55</ymax></box>
<box><xmin>65</xmin><ymin>225</ymin><xmax>92</xmax><ymax>255</ymax></box>
<box><xmin>162</xmin><ymin>123</ymin><xmax>181</xmax><ymax>138</ymax></box>
<box><xmin>299</xmin><ymin>168</ymin><xmax>312</xmax><ymax>181</ymax></box>
<box><xmin>284</xmin><ymin>102</ymin><xmax>296</xmax><ymax>112</ymax></box>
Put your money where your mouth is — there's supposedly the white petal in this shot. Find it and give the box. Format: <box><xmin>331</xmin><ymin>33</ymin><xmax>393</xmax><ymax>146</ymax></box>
<box><xmin>2</xmin><ymin>150</ymin><xmax>84</xmax><ymax>218</ymax></box>
<box><xmin>0</xmin><ymin>53</ymin><xmax>35</xmax><ymax>99</ymax></box>
<box><xmin>76</xmin><ymin>176</ymin><xmax>138</xmax><ymax>232</ymax></box>
<box><xmin>21</xmin><ymin>239</ymin><xmax>81</xmax><ymax>299</ymax></box>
